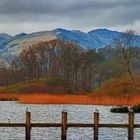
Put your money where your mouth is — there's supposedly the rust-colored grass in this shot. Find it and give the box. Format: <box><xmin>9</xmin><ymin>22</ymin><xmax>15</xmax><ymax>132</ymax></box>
<box><xmin>0</xmin><ymin>93</ymin><xmax>19</xmax><ymax>101</ymax></box>
<box><xmin>0</xmin><ymin>93</ymin><xmax>140</xmax><ymax>105</ymax></box>
<box><xmin>0</xmin><ymin>76</ymin><xmax>140</xmax><ymax>105</ymax></box>
<box><xmin>16</xmin><ymin>76</ymin><xmax>140</xmax><ymax>105</ymax></box>
<box><xmin>17</xmin><ymin>93</ymin><xmax>140</xmax><ymax>106</ymax></box>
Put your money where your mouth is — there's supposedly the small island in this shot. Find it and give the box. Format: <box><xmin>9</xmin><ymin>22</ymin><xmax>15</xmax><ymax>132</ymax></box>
<box><xmin>111</xmin><ymin>104</ymin><xmax>140</xmax><ymax>113</ymax></box>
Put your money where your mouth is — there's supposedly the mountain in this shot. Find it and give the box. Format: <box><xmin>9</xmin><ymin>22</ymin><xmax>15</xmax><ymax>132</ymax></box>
<box><xmin>0</xmin><ymin>28</ymin><xmax>140</xmax><ymax>64</ymax></box>
<box><xmin>51</xmin><ymin>28</ymin><xmax>101</xmax><ymax>49</ymax></box>
<box><xmin>88</xmin><ymin>29</ymin><xmax>121</xmax><ymax>47</ymax></box>
<box><xmin>14</xmin><ymin>33</ymin><xmax>27</xmax><ymax>39</ymax></box>
<box><xmin>0</xmin><ymin>33</ymin><xmax>13</xmax><ymax>50</ymax></box>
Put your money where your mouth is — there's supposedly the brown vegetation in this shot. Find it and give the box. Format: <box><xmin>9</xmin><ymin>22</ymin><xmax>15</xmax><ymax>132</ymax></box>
<box><xmin>13</xmin><ymin>93</ymin><xmax>140</xmax><ymax>105</ymax></box>
<box><xmin>0</xmin><ymin>30</ymin><xmax>139</xmax><ymax>105</ymax></box>
<box><xmin>0</xmin><ymin>76</ymin><xmax>140</xmax><ymax>105</ymax></box>
<box><xmin>94</xmin><ymin>76</ymin><xmax>140</xmax><ymax>96</ymax></box>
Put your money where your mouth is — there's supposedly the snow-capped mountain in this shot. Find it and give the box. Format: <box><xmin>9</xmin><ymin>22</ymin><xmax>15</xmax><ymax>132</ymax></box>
<box><xmin>0</xmin><ymin>28</ymin><xmax>140</xmax><ymax>64</ymax></box>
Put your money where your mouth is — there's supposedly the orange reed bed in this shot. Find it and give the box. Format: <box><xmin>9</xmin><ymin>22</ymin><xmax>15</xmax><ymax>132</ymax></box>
<box><xmin>17</xmin><ymin>93</ymin><xmax>140</xmax><ymax>106</ymax></box>
<box><xmin>0</xmin><ymin>93</ymin><xmax>140</xmax><ymax>106</ymax></box>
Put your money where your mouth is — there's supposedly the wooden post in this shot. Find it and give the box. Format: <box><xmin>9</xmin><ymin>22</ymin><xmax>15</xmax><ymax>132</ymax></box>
<box><xmin>128</xmin><ymin>112</ymin><xmax>134</xmax><ymax>140</ymax></box>
<box><xmin>61</xmin><ymin>112</ymin><xmax>67</xmax><ymax>140</ymax></box>
<box><xmin>26</xmin><ymin>111</ymin><xmax>31</xmax><ymax>140</ymax></box>
<box><xmin>94</xmin><ymin>112</ymin><xmax>99</xmax><ymax>140</ymax></box>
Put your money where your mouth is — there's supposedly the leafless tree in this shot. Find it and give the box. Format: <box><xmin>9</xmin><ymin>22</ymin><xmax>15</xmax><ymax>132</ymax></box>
<box><xmin>114</xmin><ymin>30</ymin><xmax>138</xmax><ymax>87</ymax></box>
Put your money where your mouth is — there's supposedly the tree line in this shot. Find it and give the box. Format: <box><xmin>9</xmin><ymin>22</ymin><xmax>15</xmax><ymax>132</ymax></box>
<box><xmin>0</xmin><ymin>30</ymin><xmax>140</xmax><ymax>92</ymax></box>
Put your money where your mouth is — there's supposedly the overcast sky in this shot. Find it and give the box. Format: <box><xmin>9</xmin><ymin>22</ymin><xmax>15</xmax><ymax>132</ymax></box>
<box><xmin>0</xmin><ymin>0</ymin><xmax>140</xmax><ymax>35</ymax></box>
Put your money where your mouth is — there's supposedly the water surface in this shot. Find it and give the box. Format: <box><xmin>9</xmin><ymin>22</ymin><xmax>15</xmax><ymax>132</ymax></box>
<box><xmin>0</xmin><ymin>101</ymin><xmax>140</xmax><ymax>140</ymax></box>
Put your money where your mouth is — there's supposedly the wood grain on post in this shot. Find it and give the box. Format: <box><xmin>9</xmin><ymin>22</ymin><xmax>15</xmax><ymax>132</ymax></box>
<box><xmin>128</xmin><ymin>112</ymin><xmax>134</xmax><ymax>140</ymax></box>
<box><xmin>26</xmin><ymin>111</ymin><xmax>31</xmax><ymax>140</ymax></box>
<box><xmin>61</xmin><ymin>112</ymin><xmax>67</xmax><ymax>140</ymax></box>
<box><xmin>94</xmin><ymin>112</ymin><xmax>99</xmax><ymax>140</ymax></box>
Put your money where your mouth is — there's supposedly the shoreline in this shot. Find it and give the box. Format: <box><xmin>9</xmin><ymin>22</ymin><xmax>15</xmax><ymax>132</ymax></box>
<box><xmin>0</xmin><ymin>93</ymin><xmax>140</xmax><ymax>106</ymax></box>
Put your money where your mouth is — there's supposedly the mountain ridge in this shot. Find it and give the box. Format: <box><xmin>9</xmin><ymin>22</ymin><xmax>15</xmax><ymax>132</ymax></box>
<box><xmin>0</xmin><ymin>28</ymin><xmax>140</xmax><ymax>64</ymax></box>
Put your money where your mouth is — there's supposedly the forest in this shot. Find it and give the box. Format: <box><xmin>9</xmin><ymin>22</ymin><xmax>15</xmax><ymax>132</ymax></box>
<box><xmin>0</xmin><ymin>30</ymin><xmax>140</xmax><ymax>94</ymax></box>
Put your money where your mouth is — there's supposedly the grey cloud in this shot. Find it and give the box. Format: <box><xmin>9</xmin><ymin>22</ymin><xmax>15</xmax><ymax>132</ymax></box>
<box><xmin>0</xmin><ymin>0</ymin><xmax>140</xmax><ymax>34</ymax></box>
<box><xmin>0</xmin><ymin>0</ymin><xmax>140</xmax><ymax>15</ymax></box>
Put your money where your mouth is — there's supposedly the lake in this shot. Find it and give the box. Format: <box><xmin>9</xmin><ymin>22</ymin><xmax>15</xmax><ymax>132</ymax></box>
<box><xmin>0</xmin><ymin>102</ymin><xmax>140</xmax><ymax>140</ymax></box>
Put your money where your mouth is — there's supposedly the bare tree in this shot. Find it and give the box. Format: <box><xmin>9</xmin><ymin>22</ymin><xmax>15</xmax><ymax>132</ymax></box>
<box><xmin>114</xmin><ymin>30</ymin><xmax>138</xmax><ymax>87</ymax></box>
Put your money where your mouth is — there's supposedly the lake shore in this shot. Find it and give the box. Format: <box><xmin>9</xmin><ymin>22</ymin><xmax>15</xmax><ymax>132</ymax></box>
<box><xmin>0</xmin><ymin>93</ymin><xmax>140</xmax><ymax>106</ymax></box>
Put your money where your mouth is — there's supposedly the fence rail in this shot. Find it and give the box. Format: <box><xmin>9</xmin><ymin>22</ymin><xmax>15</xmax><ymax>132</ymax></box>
<box><xmin>0</xmin><ymin>111</ymin><xmax>139</xmax><ymax>140</ymax></box>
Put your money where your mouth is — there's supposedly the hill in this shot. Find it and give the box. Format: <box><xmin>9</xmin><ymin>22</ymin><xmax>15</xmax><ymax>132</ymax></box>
<box><xmin>0</xmin><ymin>78</ymin><xmax>84</xmax><ymax>94</ymax></box>
<box><xmin>94</xmin><ymin>76</ymin><xmax>140</xmax><ymax>97</ymax></box>
<box><xmin>0</xmin><ymin>76</ymin><xmax>140</xmax><ymax>96</ymax></box>
<box><xmin>0</xmin><ymin>33</ymin><xmax>12</xmax><ymax>49</ymax></box>
<box><xmin>0</xmin><ymin>76</ymin><xmax>140</xmax><ymax>105</ymax></box>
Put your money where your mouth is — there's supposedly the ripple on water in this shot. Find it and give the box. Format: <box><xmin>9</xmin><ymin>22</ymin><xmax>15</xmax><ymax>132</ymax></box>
<box><xmin>0</xmin><ymin>102</ymin><xmax>139</xmax><ymax>140</ymax></box>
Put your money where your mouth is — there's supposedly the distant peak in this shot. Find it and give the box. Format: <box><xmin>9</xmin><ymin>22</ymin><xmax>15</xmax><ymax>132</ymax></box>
<box><xmin>53</xmin><ymin>28</ymin><xmax>67</xmax><ymax>32</ymax></box>
<box><xmin>15</xmin><ymin>33</ymin><xmax>27</xmax><ymax>38</ymax></box>
<box><xmin>88</xmin><ymin>28</ymin><xmax>121</xmax><ymax>34</ymax></box>
<box><xmin>89</xmin><ymin>28</ymin><xmax>112</xmax><ymax>33</ymax></box>
<box><xmin>0</xmin><ymin>33</ymin><xmax>13</xmax><ymax>38</ymax></box>
<box><xmin>72</xmin><ymin>30</ymin><xmax>83</xmax><ymax>33</ymax></box>
<box><xmin>95</xmin><ymin>28</ymin><xmax>111</xmax><ymax>31</ymax></box>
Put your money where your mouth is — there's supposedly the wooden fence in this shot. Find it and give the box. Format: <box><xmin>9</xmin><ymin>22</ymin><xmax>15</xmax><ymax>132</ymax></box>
<box><xmin>0</xmin><ymin>111</ymin><xmax>139</xmax><ymax>140</ymax></box>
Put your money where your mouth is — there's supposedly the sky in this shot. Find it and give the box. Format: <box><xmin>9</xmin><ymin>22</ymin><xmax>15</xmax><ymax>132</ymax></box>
<box><xmin>0</xmin><ymin>0</ymin><xmax>140</xmax><ymax>35</ymax></box>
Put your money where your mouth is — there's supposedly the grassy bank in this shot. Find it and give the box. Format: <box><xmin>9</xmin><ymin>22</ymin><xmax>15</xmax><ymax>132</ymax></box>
<box><xmin>0</xmin><ymin>76</ymin><xmax>139</xmax><ymax>105</ymax></box>
<box><xmin>0</xmin><ymin>93</ymin><xmax>140</xmax><ymax>106</ymax></box>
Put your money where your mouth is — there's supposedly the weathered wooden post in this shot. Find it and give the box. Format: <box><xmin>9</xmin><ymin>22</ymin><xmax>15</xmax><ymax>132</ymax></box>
<box><xmin>128</xmin><ymin>112</ymin><xmax>134</xmax><ymax>140</ymax></box>
<box><xmin>94</xmin><ymin>112</ymin><xmax>99</xmax><ymax>140</ymax></box>
<box><xmin>61</xmin><ymin>112</ymin><xmax>67</xmax><ymax>140</ymax></box>
<box><xmin>26</xmin><ymin>111</ymin><xmax>31</xmax><ymax>140</ymax></box>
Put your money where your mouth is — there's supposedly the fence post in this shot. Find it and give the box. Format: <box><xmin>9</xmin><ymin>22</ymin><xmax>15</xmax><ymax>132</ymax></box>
<box><xmin>61</xmin><ymin>112</ymin><xmax>67</xmax><ymax>140</ymax></box>
<box><xmin>26</xmin><ymin>111</ymin><xmax>31</xmax><ymax>140</ymax></box>
<box><xmin>128</xmin><ymin>112</ymin><xmax>134</xmax><ymax>140</ymax></box>
<box><xmin>94</xmin><ymin>112</ymin><xmax>99</xmax><ymax>140</ymax></box>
